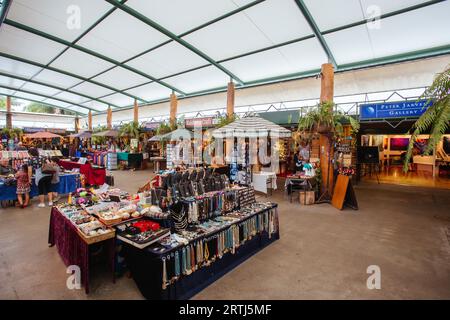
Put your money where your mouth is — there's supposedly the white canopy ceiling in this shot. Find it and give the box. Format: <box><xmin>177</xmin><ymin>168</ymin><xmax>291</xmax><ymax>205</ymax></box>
<box><xmin>0</xmin><ymin>0</ymin><xmax>449</xmax><ymax>116</ymax></box>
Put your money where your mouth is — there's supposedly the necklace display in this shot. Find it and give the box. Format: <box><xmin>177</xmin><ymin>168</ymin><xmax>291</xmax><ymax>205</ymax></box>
<box><xmin>145</xmin><ymin>170</ymin><xmax>279</xmax><ymax>292</ymax></box>
<box><xmin>159</xmin><ymin>202</ymin><xmax>279</xmax><ymax>289</ymax></box>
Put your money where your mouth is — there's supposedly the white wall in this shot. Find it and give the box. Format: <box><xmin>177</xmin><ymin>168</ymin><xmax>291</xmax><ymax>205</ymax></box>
<box><xmin>88</xmin><ymin>54</ymin><xmax>450</xmax><ymax>127</ymax></box>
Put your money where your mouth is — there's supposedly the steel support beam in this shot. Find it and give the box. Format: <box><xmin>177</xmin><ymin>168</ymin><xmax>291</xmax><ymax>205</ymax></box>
<box><xmin>98</xmin><ymin>45</ymin><xmax>450</xmax><ymax>115</ymax></box>
<box><xmin>104</xmin><ymin>0</ymin><xmax>245</xmax><ymax>85</ymax></box>
<box><xmin>0</xmin><ymin>93</ymin><xmax>84</xmax><ymax>116</ymax></box>
<box><xmin>0</xmin><ymin>84</ymin><xmax>95</xmax><ymax>112</ymax></box>
<box><xmin>0</xmin><ymin>52</ymin><xmax>146</xmax><ymax>104</ymax></box>
<box><xmin>293</xmin><ymin>0</ymin><xmax>337</xmax><ymax>68</ymax></box>
<box><xmin>119</xmin><ymin>0</ymin><xmax>266</xmax><ymax>66</ymax></box>
<box><xmin>0</xmin><ymin>0</ymin><xmax>11</xmax><ymax>27</ymax></box>
<box><xmin>4</xmin><ymin>19</ymin><xmax>186</xmax><ymax>95</ymax></box>
<box><xmin>322</xmin><ymin>0</ymin><xmax>446</xmax><ymax>35</ymax></box>
<box><xmin>0</xmin><ymin>72</ymin><xmax>121</xmax><ymax>109</ymax></box>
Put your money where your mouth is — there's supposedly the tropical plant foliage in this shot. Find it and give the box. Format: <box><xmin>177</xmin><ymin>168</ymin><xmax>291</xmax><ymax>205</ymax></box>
<box><xmin>119</xmin><ymin>121</ymin><xmax>141</xmax><ymax>139</ymax></box>
<box><xmin>156</xmin><ymin>122</ymin><xmax>174</xmax><ymax>136</ymax></box>
<box><xmin>403</xmin><ymin>66</ymin><xmax>450</xmax><ymax>172</ymax></box>
<box><xmin>1</xmin><ymin>127</ymin><xmax>23</xmax><ymax>139</ymax></box>
<box><xmin>215</xmin><ymin>113</ymin><xmax>238</xmax><ymax>128</ymax></box>
<box><xmin>91</xmin><ymin>125</ymin><xmax>107</xmax><ymax>145</ymax></box>
<box><xmin>297</xmin><ymin>101</ymin><xmax>359</xmax><ymax>137</ymax></box>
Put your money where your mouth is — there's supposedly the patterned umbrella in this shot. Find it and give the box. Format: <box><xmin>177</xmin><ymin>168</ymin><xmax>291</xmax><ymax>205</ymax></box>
<box><xmin>212</xmin><ymin>115</ymin><xmax>291</xmax><ymax>138</ymax></box>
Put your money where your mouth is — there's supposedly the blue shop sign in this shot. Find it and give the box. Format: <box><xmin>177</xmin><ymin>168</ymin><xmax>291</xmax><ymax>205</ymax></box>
<box><xmin>360</xmin><ymin>100</ymin><xmax>432</xmax><ymax>120</ymax></box>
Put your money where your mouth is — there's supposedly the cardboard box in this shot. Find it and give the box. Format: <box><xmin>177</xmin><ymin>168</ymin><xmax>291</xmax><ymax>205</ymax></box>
<box><xmin>299</xmin><ymin>191</ymin><xmax>315</xmax><ymax>205</ymax></box>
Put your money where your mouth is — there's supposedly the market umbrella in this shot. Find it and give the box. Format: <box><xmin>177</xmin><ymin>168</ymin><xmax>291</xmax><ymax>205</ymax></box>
<box><xmin>69</xmin><ymin>131</ymin><xmax>92</xmax><ymax>138</ymax></box>
<box><xmin>25</xmin><ymin>131</ymin><xmax>63</xmax><ymax>139</ymax></box>
<box><xmin>148</xmin><ymin>135</ymin><xmax>162</xmax><ymax>142</ymax></box>
<box><xmin>212</xmin><ymin>115</ymin><xmax>291</xmax><ymax>138</ymax></box>
<box><xmin>92</xmin><ymin>130</ymin><xmax>119</xmax><ymax>137</ymax></box>
<box><xmin>161</xmin><ymin>128</ymin><xmax>193</xmax><ymax>141</ymax></box>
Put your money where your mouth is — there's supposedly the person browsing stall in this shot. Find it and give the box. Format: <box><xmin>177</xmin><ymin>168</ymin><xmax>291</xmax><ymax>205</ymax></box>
<box><xmin>49</xmin><ymin>157</ymin><xmax>61</xmax><ymax>202</ymax></box>
<box><xmin>15</xmin><ymin>164</ymin><xmax>31</xmax><ymax>208</ymax></box>
<box><xmin>35</xmin><ymin>159</ymin><xmax>55</xmax><ymax>208</ymax></box>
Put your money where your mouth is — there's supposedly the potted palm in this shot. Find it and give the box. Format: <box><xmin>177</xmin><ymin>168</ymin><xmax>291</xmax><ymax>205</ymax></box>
<box><xmin>298</xmin><ymin>101</ymin><xmax>359</xmax><ymax>136</ymax></box>
<box><xmin>403</xmin><ymin>65</ymin><xmax>450</xmax><ymax>172</ymax></box>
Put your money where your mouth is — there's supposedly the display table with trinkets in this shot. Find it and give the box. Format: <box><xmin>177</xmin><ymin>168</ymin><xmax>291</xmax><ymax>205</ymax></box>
<box><xmin>47</xmin><ymin>187</ymin><xmax>139</xmax><ymax>294</ymax></box>
<box><xmin>47</xmin><ymin>174</ymin><xmax>280</xmax><ymax>298</ymax></box>
<box><xmin>121</xmin><ymin>184</ymin><xmax>280</xmax><ymax>299</ymax></box>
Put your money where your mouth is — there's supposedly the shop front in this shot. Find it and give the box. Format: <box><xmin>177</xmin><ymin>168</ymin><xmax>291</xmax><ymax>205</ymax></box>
<box><xmin>357</xmin><ymin>100</ymin><xmax>450</xmax><ymax>189</ymax></box>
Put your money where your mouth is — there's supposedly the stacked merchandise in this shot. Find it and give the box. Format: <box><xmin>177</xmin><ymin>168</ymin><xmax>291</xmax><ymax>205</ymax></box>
<box><xmin>38</xmin><ymin>150</ymin><xmax>63</xmax><ymax>157</ymax></box>
<box><xmin>166</xmin><ymin>145</ymin><xmax>174</xmax><ymax>168</ymax></box>
<box><xmin>107</xmin><ymin>152</ymin><xmax>117</xmax><ymax>170</ymax></box>
<box><xmin>91</xmin><ymin>151</ymin><xmax>108</xmax><ymax>167</ymax></box>
<box><xmin>0</xmin><ymin>151</ymin><xmax>30</xmax><ymax>171</ymax></box>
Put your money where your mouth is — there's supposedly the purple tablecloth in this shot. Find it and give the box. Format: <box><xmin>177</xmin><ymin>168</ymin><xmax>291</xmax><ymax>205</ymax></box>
<box><xmin>48</xmin><ymin>207</ymin><xmax>115</xmax><ymax>294</ymax></box>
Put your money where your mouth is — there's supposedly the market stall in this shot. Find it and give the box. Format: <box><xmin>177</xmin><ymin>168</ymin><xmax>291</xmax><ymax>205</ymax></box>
<box><xmin>0</xmin><ymin>173</ymin><xmax>80</xmax><ymax>202</ymax></box>
<box><xmin>252</xmin><ymin>171</ymin><xmax>278</xmax><ymax>195</ymax></box>
<box><xmin>212</xmin><ymin>115</ymin><xmax>292</xmax><ymax>184</ymax></box>
<box><xmin>47</xmin><ymin>168</ymin><xmax>280</xmax><ymax>298</ymax></box>
<box><xmin>58</xmin><ymin>159</ymin><xmax>106</xmax><ymax>186</ymax></box>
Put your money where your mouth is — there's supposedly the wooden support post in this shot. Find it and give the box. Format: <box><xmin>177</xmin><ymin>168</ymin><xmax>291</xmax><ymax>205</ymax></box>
<box><xmin>320</xmin><ymin>63</ymin><xmax>334</xmax><ymax>102</ymax></box>
<box><xmin>170</xmin><ymin>93</ymin><xmax>177</xmax><ymax>128</ymax></box>
<box><xmin>88</xmin><ymin>110</ymin><xmax>92</xmax><ymax>131</ymax></box>
<box><xmin>225</xmin><ymin>81</ymin><xmax>235</xmax><ymax>162</ymax></box>
<box><xmin>133</xmin><ymin>99</ymin><xmax>139</xmax><ymax>123</ymax></box>
<box><xmin>107</xmin><ymin>106</ymin><xmax>112</xmax><ymax>130</ymax></box>
<box><xmin>319</xmin><ymin>63</ymin><xmax>335</xmax><ymax>196</ymax></box>
<box><xmin>6</xmin><ymin>96</ymin><xmax>12</xmax><ymax>129</ymax></box>
<box><xmin>226</xmin><ymin>81</ymin><xmax>235</xmax><ymax>119</ymax></box>
<box><xmin>74</xmin><ymin>117</ymin><xmax>80</xmax><ymax>133</ymax></box>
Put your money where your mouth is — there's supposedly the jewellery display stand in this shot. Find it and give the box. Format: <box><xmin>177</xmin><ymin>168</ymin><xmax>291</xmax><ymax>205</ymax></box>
<box><xmin>119</xmin><ymin>169</ymin><xmax>280</xmax><ymax>300</ymax></box>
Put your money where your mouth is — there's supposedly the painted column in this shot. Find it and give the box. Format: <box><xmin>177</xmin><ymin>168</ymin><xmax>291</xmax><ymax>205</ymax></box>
<box><xmin>226</xmin><ymin>81</ymin><xmax>235</xmax><ymax>119</ymax></box>
<box><xmin>170</xmin><ymin>92</ymin><xmax>177</xmax><ymax>128</ymax></box>
<box><xmin>74</xmin><ymin>117</ymin><xmax>80</xmax><ymax>133</ymax></box>
<box><xmin>319</xmin><ymin>63</ymin><xmax>335</xmax><ymax>195</ymax></box>
<box><xmin>225</xmin><ymin>81</ymin><xmax>235</xmax><ymax>163</ymax></box>
<box><xmin>107</xmin><ymin>106</ymin><xmax>112</xmax><ymax>130</ymax></box>
<box><xmin>133</xmin><ymin>99</ymin><xmax>139</xmax><ymax>123</ymax></box>
<box><xmin>88</xmin><ymin>110</ymin><xmax>92</xmax><ymax>131</ymax></box>
<box><xmin>6</xmin><ymin>96</ymin><xmax>12</xmax><ymax>129</ymax></box>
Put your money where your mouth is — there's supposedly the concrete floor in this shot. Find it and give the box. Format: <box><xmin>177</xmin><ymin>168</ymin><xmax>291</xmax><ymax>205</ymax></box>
<box><xmin>1</xmin><ymin>169</ymin><xmax>449</xmax><ymax>300</ymax></box>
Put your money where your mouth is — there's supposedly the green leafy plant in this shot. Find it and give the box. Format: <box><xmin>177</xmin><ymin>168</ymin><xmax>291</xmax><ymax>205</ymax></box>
<box><xmin>215</xmin><ymin>113</ymin><xmax>238</xmax><ymax>128</ymax></box>
<box><xmin>91</xmin><ymin>125</ymin><xmax>107</xmax><ymax>145</ymax></box>
<box><xmin>403</xmin><ymin>66</ymin><xmax>450</xmax><ymax>172</ymax></box>
<box><xmin>156</xmin><ymin>122</ymin><xmax>173</xmax><ymax>136</ymax></box>
<box><xmin>298</xmin><ymin>101</ymin><xmax>359</xmax><ymax>137</ymax></box>
<box><xmin>119</xmin><ymin>121</ymin><xmax>141</xmax><ymax>139</ymax></box>
<box><xmin>1</xmin><ymin>127</ymin><xmax>23</xmax><ymax>139</ymax></box>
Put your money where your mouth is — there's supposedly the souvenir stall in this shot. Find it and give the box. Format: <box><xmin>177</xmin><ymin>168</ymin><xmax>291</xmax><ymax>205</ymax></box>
<box><xmin>89</xmin><ymin>130</ymin><xmax>118</xmax><ymax>170</ymax></box>
<box><xmin>148</xmin><ymin>135</ymin><xmax>166</xmax><ymax>173</ymax></box>
<box><xmin>47</xmin><ymin>168</ymin><xmax>280</xmax><ymax>299</ymax></box>
<box><xmin>0</xmin><ymin>153</ymin><xmax>80</xmax><ymax>206</ymax></box>
<box><xmin>162</xmin><ymin>128</ymin><xmax>194</xmax><ymax>169</ymax></box>
<box><xmin>212</xmin><ymin>115</ymin><xmax>291</xmax><ymax>193</ymax></box>
<box><xmin>58</xmin><ymin>159</ymin><xmax>106</xmax><ymax>186</ymax></box>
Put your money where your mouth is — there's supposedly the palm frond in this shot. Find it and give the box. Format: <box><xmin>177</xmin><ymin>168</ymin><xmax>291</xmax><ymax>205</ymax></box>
<box><xmin>403</xmin><ymin>65</ymin><xmax>450</xmax><ymax>172</ymax></box>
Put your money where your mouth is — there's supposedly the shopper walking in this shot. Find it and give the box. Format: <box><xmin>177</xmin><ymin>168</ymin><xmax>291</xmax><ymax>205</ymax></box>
<box><xmin>35</xmin><ymin>160</ymin><xmax>54</xmax><ymax>208</ymax></box>
<box><xmin>15</xmin><ymin>164</ymin><xmax>30</xmax><ymax>209</ymax></box>
<box><xmin>50</xmin><ymin>157</ymin><xmax>61</xmax><ymax>202</ymax></box>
